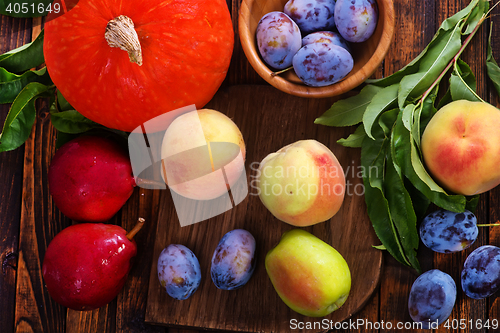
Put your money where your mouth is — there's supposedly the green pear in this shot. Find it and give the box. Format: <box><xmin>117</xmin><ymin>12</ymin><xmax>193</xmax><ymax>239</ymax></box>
<box><xmin>265</xmin><ymin>229</ymin><xmax>351</xmax><ymax>317</ymax></box>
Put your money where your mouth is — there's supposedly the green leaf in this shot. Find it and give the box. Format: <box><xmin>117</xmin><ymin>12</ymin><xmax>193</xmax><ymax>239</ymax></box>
<box><xmin>0</xmin><ymin>30</ymin><xmax>44</xmax><ymax>73</ymax></box>
<box><xmin>56</xmin><ymin>90</ymin><xmax>74</xmax><ymax>111</ymax></box>
<box><xmin>486</xmin><ymin>23</ymin><xmax>500</xmax><ymax>97</ymax></box>
<box><xmin>50</xmin><ymin>89</ymin><xmax>103</xmax><ymax>134</ymax></box>
<box><xmin>337</xmin><ymin>125</ymin><xmax>365</xmax><ymax>148</ymax></box>
<box><xmin>0</xmin><ymin>82</ymin><xmax>54</xmax><ymax>152</ymax></box>
<box><xmin>464</xmin><ymin>0</ymin><xmax>489</xmax><ymax>34</ymax></box>
<box><xmin>372</xmin><ymin>244</ymin><xmax>386</xmax><ymax>250</ymax></box>
<box><xmin>0</xmin><ymin>0</ymin><xmax>54</xmax><ymax>18</ymax></box>
<box><xmin>55</xmin><ymin>131</ymin><xmax>80</xmax><ymax>149</ymax></box>
<box><xmin>378</xmin><ymin>108</ymin><xmax>399</xmax><ymax>136</ymax></box>
<box><xmin>413</xmin><ymin>84</ymin><xmax>439</xmax><ymax>148</ymax></box>
<box><xmin>367</xmin><ymin>0</ymin><xmax>481</xmax><ymax>88</ymax></box>
<box><xmin>439</xmin><ymin>0</ymin><xmax>481</xmax><ymax>31</ymax></box>
<box><xmin>363</xmin><ymin>84</ymin><xmax>399</xmax><ymax>139</ymax></box>
<box><xmin>384</xmin><ymin>151</ymin><xmax>420</xmax><ymax>272</ymax></box>
<box><xmin>437</xmin><ymin>87</ymin><xmax>453</xmax><ymax>109</ymax></box>
<box><xmin>401</xmin><ymin>103</ymin><xmax>415</xmax><ymax>131</ymax></box>
<box><xmin>404</xmin><ymin>177</ymin><xmax>431</xmax><ymax>222</ymax></box>
<box><xmin>361</xmin><ymin>132</ymin><xmax>410</xmax><ymax>266</ymax></box>
<box><xmin>450</xmin><ymin>58</ymin><xmax>481</xmax><ymax>102</ymax></box>
<box><xmin>0</xmin><ymin>66</ymin><xmax>52</xmax><ymax>104</ymax></box>
<box><xmin>315</xmin><ymin>85</ymin><xmax>383</xmax><ymax>127</ymax></box>
<box><xmin>465</xmin><ymin>195</ymin><xmax>480</xmax><ymax>213</ymax></box>
<box><xmin>398</xmin><ymin>24</ymin><xmax>463</xmax><ymax>109</ymax></box>
<box><xmin>50</xmin><ymin>109</ymin><xmax>100</xmax><ymax>134</ymax></box>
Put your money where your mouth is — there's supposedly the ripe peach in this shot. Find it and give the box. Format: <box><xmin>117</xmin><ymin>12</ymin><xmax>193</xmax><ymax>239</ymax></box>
<box><xmin>266</xmin><ymin>229</ymin><xmax>351</xmax><ymax>317</ymax></box>
<box><xmin>161</xmin><ymin>109</ymin><xmax>245</xmax><ymax>200</ymax></box>
<box><xmin>257</xmin><ymin>140</ymin><xmax>345</xmax><ymax>226</ymax></box>
<box><xmin>421</xmin><ymin>100</ymin><xmax>500</xmax><ymax>196</ymax></box>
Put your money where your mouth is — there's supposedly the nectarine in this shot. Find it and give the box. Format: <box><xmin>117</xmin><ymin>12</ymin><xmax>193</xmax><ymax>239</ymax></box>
<box><xmin>421</xmin><ymin>100</ymin><xmax>500</xmax><ymax>196</ymax></box>
<box><xmin>257</xmin><ymin>140</ymin><xmax>345</xmax><ymax>226</ymax></box>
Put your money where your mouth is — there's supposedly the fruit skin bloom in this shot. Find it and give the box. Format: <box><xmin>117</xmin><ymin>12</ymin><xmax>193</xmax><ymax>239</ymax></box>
<box><xmin>43</xmin><ymin>0</ymin><xmax>234</xmax><ymax>132</ymax></box>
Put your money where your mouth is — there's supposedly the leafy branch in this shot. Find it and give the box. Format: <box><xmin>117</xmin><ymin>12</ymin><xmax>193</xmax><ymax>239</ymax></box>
<box><xmin>315</xmin><ymin>0</ymin><xmax>496</xmax><ymax>272</ymax></box>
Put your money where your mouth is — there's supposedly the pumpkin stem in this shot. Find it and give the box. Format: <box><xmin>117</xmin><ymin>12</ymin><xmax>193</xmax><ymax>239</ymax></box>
<box><xmin>105</xmin><ymin>15</ymin><xmax>143</xmax><ymax>66</ymax></box>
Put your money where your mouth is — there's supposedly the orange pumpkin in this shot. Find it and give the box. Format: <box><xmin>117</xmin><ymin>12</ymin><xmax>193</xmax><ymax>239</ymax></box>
<box><xmin>44</xmin><ymin>0</ymin><xmax>234</xmax><ymax>132</ymax></box>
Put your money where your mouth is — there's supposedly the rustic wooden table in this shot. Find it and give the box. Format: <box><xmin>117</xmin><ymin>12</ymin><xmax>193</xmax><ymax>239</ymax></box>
<box><xmin>2</xmin><ymin>0</ymin><xmax>500</xmax><ymax>332</ymax></box>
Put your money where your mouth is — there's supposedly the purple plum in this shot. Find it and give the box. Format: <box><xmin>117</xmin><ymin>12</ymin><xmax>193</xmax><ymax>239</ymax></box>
<box><xmin>302</xmin><ymin>30</ymin><xmax>351</xmax><ymax>52</ymax></box>
<box><xmin>211</xmin><ymin>229</ymin><xmax>256</xmax><ymax>290</ymax></box>
<box><xmin>334</xmin><ymin>0</ymin><xmax>378</xmax><ymax>43</ymax></box>
<box><xmin>408</xmin><ymin>269</ymin><xmax>456</xmax><ymax>329</ymax></box>
<box><xmin>292</xmin><ymin>42</ymin><xmax>353</xmax><ymax>86</ymax></box>
<box><xmin>284</xmin><ymin>0</ymin><xmax>337</xmax><ymax>34</ymax></box>
<box><xmin>419</xmin><ymin>209</ymin><xmax>478</xmax><ymax>253</ymax></box>
<box><xmin>461</xmin><ymin>245</ymin><xmax>500</xmax><ymax>299</ymax></box>
<box><xmin>157</xmin><ymin>244</ymin><xmax>201</xmax><ymax>300</ymax></box>
<box><xmin>256</xmin><ymin>11</ymin><xmax>302</xmax><ymax>69</ymax></box>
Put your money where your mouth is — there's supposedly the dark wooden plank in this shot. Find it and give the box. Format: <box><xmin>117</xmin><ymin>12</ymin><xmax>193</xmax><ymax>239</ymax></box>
<box><xmin>13</xmin><ymin>22</ymin><xmax>69</xmax><ymax>333</ymax></box>
<box><xmin>0</xmin><ymin>109</ymin><xmax>23</xmax><ymax>332</ymax></box>
<box><xmin>337</xmin><ymin>292</ymin><xmax>379</xmax><ymax>333</ymax></box>
<box><xmin>116</xmin><ymin>188</ymin><xmax>165</xmax><ymax>333</ymax></box>
<box><xmin>227</xmin><ymin>0</ymin><xmax>266</xmax><ymax>86</ymax></box>
<box><xmin>66</xmin><ymin>305</ymin><xmax>116</xmax><ymax>333</ymax></box>
<box><xmin>0</xmin><ymin>13</ymin><xmax>32</xmax><ymax>51</ymax></box>
<box><xmin>14</xmin><ymin>79</ymin><xmax>67</xmax><ymax>330</ymax></box>
<box><xmin>0</xmin><ymin>14</ymin><xmax>33</xmax><ymax>333</ymax></box>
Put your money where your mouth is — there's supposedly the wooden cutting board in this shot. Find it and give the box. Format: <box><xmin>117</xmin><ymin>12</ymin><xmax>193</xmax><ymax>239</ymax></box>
<box><xmin>145</xmin><ymin>85</ymin><xmax>382</xmax><ymax>332</ymax></box>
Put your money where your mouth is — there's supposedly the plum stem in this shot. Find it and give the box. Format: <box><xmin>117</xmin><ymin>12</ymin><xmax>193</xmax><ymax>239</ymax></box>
<box><xmin>271</xmin><ymin>67</ymin><xmax>293</xmax><ymax>77</ymax></box>
<box><xmin>477</xmin><ymin>221</ymin><xmax>500</xmax><ymax>227</ymax></box>
<box><xmin>105</xmin><ymin>15</ymin><xmax>143</xmax><ymax>66</ymax></box>
<box><xmin>126</xmin><ymin>218</ymin><xmax>145</xmax><ymax>240</ymax></box>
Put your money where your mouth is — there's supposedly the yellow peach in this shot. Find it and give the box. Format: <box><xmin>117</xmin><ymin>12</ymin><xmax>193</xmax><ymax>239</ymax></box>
<box><xmin>421</xmin><ymin>100</ymin><xmax>500</xmax><ymax>196</ymax></box>
<box><xmin>257</xmin><ymin>140</ymin><xmax>345</xmax><ymax>226</ymax></box>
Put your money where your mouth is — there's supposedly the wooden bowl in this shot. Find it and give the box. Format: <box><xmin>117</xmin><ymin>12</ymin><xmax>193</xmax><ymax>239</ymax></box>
<box><xmin>238</xmin><ymin>0</ymin><xmax>395</xmax><ymax>98</ymax></box>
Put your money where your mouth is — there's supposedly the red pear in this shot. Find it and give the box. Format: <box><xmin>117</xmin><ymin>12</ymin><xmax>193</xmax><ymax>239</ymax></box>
<box><xmin>48</xmin><ymin>135</ymin><xmax>136</xmax><ymax>222</ymax></box>
<box><xmin>42</xmin><ymin>218</ymin><xmax>144</xmax><ymax>311</ymax></box>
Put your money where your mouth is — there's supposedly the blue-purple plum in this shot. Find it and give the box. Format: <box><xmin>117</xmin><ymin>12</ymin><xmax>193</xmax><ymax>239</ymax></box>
<box><xmin>284</xmin><ymin>0</ymin><xmax>336</xmax><ymax>34</ymax></box>
<box><xmin>334</xmin><ymin>0</ymin><xmax>378</xmax><ymax>43</ymax></box>
<box><xmin>302</xmin><ymin>31</ymin><xmax>351</xmax><ymax>52</ymax></box>
<box><xmin>461</xmin><ymin>245</ymin><xmax>500</xmax><ymax>299</ymax></box>
<box><xmin>157</xmin><ymin>244</ymin><xmax>201</xmax><ymax>300</ymax></box>
<box><xmin>211</xmin><ymin>229</ymin><xmax>256</xmax><ymax>290</ymax></box>
<box><xmin>256</xmin><ymin>12</ymin><xmax>302</xmax><ymax>69</ymax></box>
<box><xmin>292</xmin><ymin>42</ymin><xmax>353</xmax><ymax>86</ymax></box>
<box><xmin>419</xmin><ymin>209</ymin><xmax>478</xmax><ymax>253</ymax></box>
<box><xmin>408</xmin><ymin>269</ymin><xmax>456</xmax><ymax>329</ymax></box>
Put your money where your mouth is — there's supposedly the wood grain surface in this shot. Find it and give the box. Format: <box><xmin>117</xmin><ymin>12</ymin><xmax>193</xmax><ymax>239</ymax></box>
<box><xmin>144</xmin><ymin>85</ymin><xmax>382</xmax><ymax>332</ymax></box>
<box><xmin>2</xmin><ymin>0</ymin><xmax>500</xmax><ymax>333</ymax></box>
